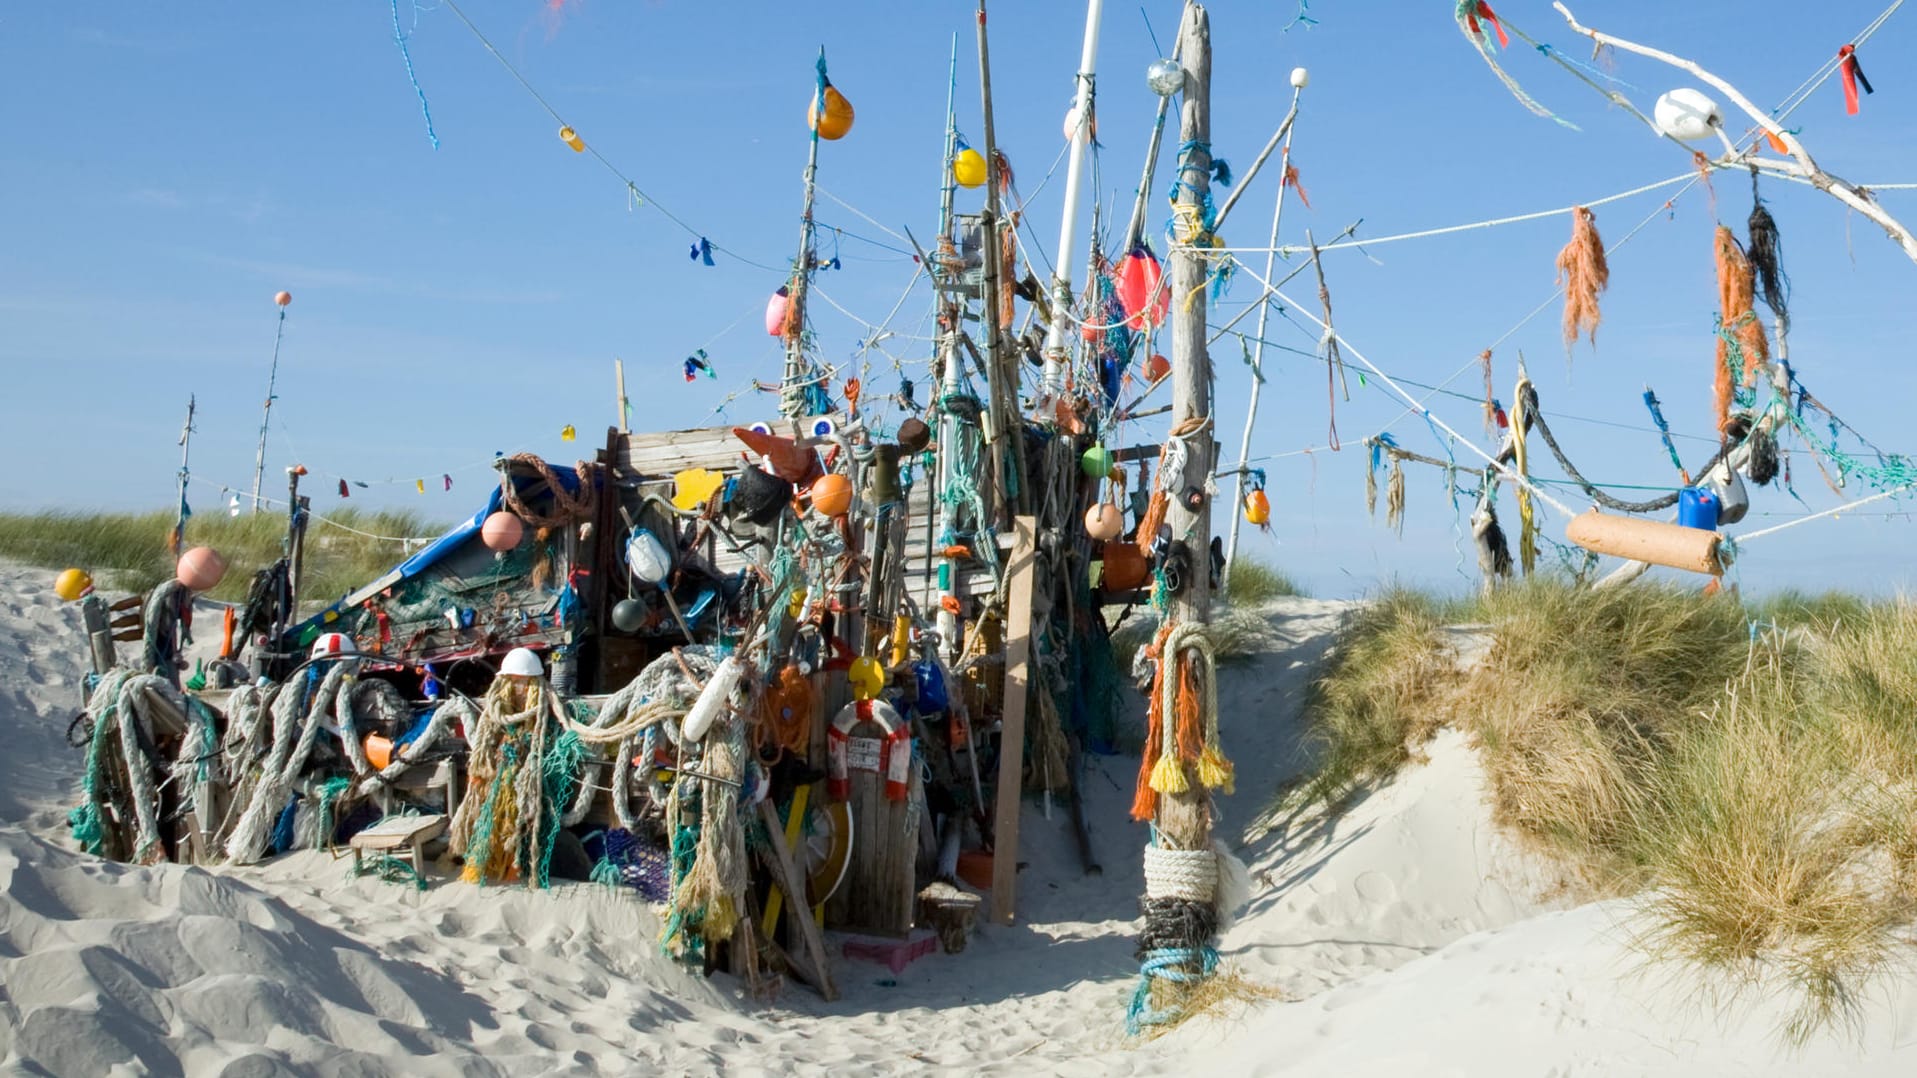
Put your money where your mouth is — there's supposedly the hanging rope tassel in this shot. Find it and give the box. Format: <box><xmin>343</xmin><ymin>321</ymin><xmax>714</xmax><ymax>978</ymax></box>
<box><xmin>1555</xmin><ymin>206</ymin><xmax>1609</xmax><ymax>351</ymax></box>
<box><xmin>1712</xmin><ymin>225</ymin><xmax>1770</xmax><ymax>436</ymax></box>
<box><xmin>1747</xmin><ymin>172</ymin><xmax>1790</xmax><ymax>333</ymax></box>
<box><xmin>1480</xmin><ymin>349</ymin><xmax>1497</xmax><ymax>434</ymax></box>
<box><xmin>1511</xmin><ymin>375</ymin><xmax>1538</xmax><ymax>575</ymax></box>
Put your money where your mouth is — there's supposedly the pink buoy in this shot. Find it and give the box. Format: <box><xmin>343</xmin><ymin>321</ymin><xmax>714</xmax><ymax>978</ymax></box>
<box><xmin>176</xmin><ymin>546</ymin><xmax>228</xmax><ymax>591</ymax></box>
<box><xmin>765</xmin><ymin>287</ymin><xmax>791</xmax><ymax>337</ymax></box>
<box><xmin>481</xmin><ymin>511</ymin><xmax>524</xmax><ymax>552</ymax></box>
<box><xmin>1084</xmin><ymin>503</ymin><xmax>1124</xmax><ymax>541</ymax></box>
<box><xmin>1114</xmin><ymin>248</ymin><xmax>1169</xmax><ymax>331</ymax></box>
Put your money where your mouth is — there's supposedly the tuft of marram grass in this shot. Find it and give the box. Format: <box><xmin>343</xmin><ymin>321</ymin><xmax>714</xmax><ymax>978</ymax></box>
<box><xmin>0</xmin><ymin>508</ymin><xmax>441</xmax><ymax>605</ymax></box>
<box><xmin>1226</xmin><ymin>558</ymin><xmax>1304</xmax><ymax>604</ymax></box>
<box><xmin>1284</xmin><ymin>578</ymin><xmax>1917</xmax><ymax>1042</ymax></box>
<box><xmin>1280</xmin><ymin>587</ymin><xmax>1458</xmax><ymax>815</ymax></box>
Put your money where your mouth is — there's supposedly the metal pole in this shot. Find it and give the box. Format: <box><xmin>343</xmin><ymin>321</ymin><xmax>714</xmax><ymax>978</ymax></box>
<box><xmin>1123</xmin><ymin>37</ymin><xmax>1182</xmax><ymax>253</ymax></box>
<box><xmin>1038</xmin><ymin>0</ymin><xmax>1106</xmax><ymax>402</ymax></box>
<box><xmin>172</xmin><ymin>395</ymin><xmax>196</xmax><ymax>555</ymax></box>
<box><xmin>1222</xmin><ymin>98</ymin><xmax>1303</xmax><ymax>592</ymax></box>
<box><xmin>782</xmin><ymin>50</ymin><xmax>829</xmax><ymax>420</ymax></box>
<box><xmin>250</xmin><ymin>307</ymin><xmax>288</xmax><ymax>512</ymax></box>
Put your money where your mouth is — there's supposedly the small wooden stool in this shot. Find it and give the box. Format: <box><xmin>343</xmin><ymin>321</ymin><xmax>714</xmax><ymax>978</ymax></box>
<box><xmin>349</xmin><ymin>813</ymin><xmax>448</xmax><ymax>878</ymax></box>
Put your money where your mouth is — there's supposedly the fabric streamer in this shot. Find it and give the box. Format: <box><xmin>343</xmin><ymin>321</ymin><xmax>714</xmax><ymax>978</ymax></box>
<box><xmin>1838</xmin><ymin>44</ymin><xmax>1874</xmax><ymax>116</ymax></box>
<box><xmin>1455</xmin><ymin>1</ymin><xmax>1577</xmax><ymax>128</ymax></box>
<box><xmin>1555</xmin><ymin>206</ymin><xmax>1609</xmax><ymax>350</ymax></box>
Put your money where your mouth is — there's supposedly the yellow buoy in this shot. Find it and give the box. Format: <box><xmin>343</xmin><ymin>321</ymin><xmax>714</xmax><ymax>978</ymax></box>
<box><xmin>558</xmin><ymin>125</ymin><xmax>585</xmax><ymax>152</ymax></box>
<box><xmin>54</xmin><ymin>568</ymin><xmax>93</xmax><ymax>602</ymax></box>
<box><xmin>952</xmin><ymin>146</ymin><xmax>987</xmax><ymax>189</ymax></box>
<box><xmin>848</xmin><ymin>655</ymin><xmax>885</xmax><ymax>700</ymax></box>
<box><xmin>808</xmin><ymin>84</ymin><xmax>855</xmax><ymax>140</ymax></box>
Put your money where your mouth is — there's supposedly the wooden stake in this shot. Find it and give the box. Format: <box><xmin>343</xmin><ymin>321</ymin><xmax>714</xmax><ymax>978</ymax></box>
<box><xmin>989</xmin><ymin>514</ymin><xmax>1037</xmax><ymax>924</ymax></box>
<box><xmin>755</xmin><ymin>799</ymin><xmax>838</xmax><ymax>1001</ymax></box>
<box><xmin>614</xmin><ymin>359</ymin><xmax>629</xmax><ymax>433</ymax></box>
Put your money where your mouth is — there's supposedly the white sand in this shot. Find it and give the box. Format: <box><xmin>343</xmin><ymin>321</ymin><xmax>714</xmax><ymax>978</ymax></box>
<box><xmin>0</xmin><ymin>562</ymin><xmax>1910</xmax><ymax>1075</ymax></box>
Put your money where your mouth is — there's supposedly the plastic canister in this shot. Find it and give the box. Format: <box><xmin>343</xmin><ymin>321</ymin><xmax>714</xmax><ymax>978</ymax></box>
<box><xmin>1677</xmin><ymin>487</ymin><xmax>1720</xmax><ymax>531</ymax></box>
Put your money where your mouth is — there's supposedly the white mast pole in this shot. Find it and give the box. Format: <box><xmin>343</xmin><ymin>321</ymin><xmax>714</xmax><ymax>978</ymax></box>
<box><xmin>1039</xmin><ymin>0</ymin><xmax>1106</xmax><ymax>403</ymax></box>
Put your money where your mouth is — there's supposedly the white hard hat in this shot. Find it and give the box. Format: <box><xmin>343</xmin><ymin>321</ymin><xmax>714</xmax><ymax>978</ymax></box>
<box><xmin>500</xmin><ymin>647</ymin><xmax>543</xmax><ymax>679</ymax></box>
<box><xmin>310</xmin><ymin>632</ymin><xmax>357</xmax><ymax>660</ymax></box>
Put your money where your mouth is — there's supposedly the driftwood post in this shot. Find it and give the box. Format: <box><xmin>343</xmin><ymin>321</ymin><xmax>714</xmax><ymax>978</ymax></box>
<box><xmin>1552</xmin><ymin>1</ymin><xmax>1917</xmax><ymax>265</ymax></box>
<box><xmin>1134</xmin><ymin>1</ymin><xmax>1221</xmax><ymax>1027</ymax></box>
<box><xmin>989</xmin><ymin>514</ymin><xmax>1037</xmax><ymax>923</ymax></box>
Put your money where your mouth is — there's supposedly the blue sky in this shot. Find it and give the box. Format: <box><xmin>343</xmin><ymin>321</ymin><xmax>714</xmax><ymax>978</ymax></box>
<box><xmin>5</xmin><ymin>1</ymin><xmax>1916</xmax><ymax>598</ymax></box>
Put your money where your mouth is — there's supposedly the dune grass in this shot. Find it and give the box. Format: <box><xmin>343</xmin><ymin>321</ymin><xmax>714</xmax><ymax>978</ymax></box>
<box><xmin>1226</xmin><ymin>558</ymin><xmax>1304</xmax><ymax>604</ymax></box>
<box><xmin>1284</xmin><ymin>578</ymin><xmax>1917</xmax><ymax>1040</ymax></box>
<box><xmin>0</xmin><ymin>508</ymin><xmax>441</xmax><ymax>604</ymax></box>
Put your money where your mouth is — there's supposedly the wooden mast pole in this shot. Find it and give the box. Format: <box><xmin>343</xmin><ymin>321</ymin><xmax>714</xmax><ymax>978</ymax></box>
<box><xmin>976</xmin><ymin>0</ymin><xmax>1029</xmax><ymax>523</ymax></box>
<box><xmin>1144</xmin><ymin>0</ymin><xmax>1218</xmax><ymax>1012</ymax></box>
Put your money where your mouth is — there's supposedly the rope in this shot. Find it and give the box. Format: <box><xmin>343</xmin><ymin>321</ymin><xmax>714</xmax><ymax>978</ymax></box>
<box><xmin>1729</xmin><ymin>482</ymin><xmax>1917</xmax><ymax>545</ymax></box>
<box><xmin>499</xmin><ymin>453</ymin><xmax>599</xmax><ymax>528</ymax></box>
<box><xmin>436</xmin><ymin>0</ymin><xmax>784</xmax><ymax>272</ymax></box>
<box><xmin>1143</xmin><ymin>844</ymin><xmax>1219</xmax><ymax>903</ymax></box>
<box><xmin>1232</xmin><ymin>258</ymin><xmax>1582</xmax><ymax>518</ymax></box>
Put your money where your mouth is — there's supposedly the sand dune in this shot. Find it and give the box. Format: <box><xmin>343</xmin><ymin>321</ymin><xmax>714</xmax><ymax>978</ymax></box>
<box><xmin>0</xmin><ymin>562</ymin><xmax>1911</xmax><ymax>1075</ymax></box>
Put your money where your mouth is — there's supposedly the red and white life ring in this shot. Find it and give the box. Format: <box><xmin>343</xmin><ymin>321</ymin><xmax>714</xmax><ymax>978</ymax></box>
<box><xmin>826</xmin><ymin>698</ymin><xmax>912</xmax><ymax>803</ymax></box>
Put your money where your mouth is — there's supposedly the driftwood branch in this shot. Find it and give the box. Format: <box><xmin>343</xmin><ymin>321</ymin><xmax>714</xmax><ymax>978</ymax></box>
<box><xmin>1553</xmin><ymin>1</ymin><xmax>1917</xmax><ymax>265</ymax></box>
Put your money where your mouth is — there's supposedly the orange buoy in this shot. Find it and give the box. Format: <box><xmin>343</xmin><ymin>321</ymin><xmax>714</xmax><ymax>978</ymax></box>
<box><xmin>364</xmin><ymin>734</ymin><xmax>394</xmax><ymax>771</ymax></box>
<box><xmin>1085</xmin><ymin>503</ymin><xmax>1124</xmax><ymax>541</ymax></box>
<box><xmin>809</xmin><ymin>473</ymin><xmax>853</xmax><ymax>517</ymax></box>
<box><xmin>176</xmin><ymin>547</ymin><xmax>228</xmax><ymax>592</ymax></box>
<box><xmin>274</xmin><ymin>291</ymin><xmax>292</xmax><ymax>307</ymax></box>
<box><xmin>808</xmin><ymin>84</ymin><xmax>855</xmax><ymax>140</ymax></box>
<box><xmin>481</xmin><ymin>511</ymin><xmax>524</xmax><ymax>552</ymax></box>
<box><xmin>1244</xmin><ymin>489</ymin><xmax>1271</xmax><ymax>526</ymax></box>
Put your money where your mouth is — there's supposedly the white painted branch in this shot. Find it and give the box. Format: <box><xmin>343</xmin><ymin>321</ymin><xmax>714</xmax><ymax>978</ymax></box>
<box><xmin>1554</xmin><ymin>1</ymin><xmax>1917</xmax><ymax>265</ymax></box>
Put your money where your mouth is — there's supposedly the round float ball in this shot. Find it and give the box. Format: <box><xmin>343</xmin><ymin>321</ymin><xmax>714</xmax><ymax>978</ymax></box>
<box><xmin>274</xmin><ymin>291</ymin><xmax>292</xmax><ymax>307</ymax></box>
<box><xmin>1085</xmin><ymin>503</ymin><xmax>1124</xmax><ymax>541</ymax></box>
<box><xmin>809</xmin><ymin>473</ymin><xmax>854</xmax><ymax>518</ymax></box>
<box><xmin>1146</xmin><ymin>57</ymin><xmax>1185</xmax><ymax>97</ymax></box>
<box><xmin>481</xmin><ymin>511</ymin><xmax>524</xmax><ymax>552</ymax></box>
<box><xmin>54</xmin><ymin>568</ymin><xmax>94</xmax><ymax>602</ymax></box>
<box><xmin>1245</xmin><ymin>489</ymin><xmax>1272</xmax><ymax>526</ymax></box>
<box><xmin>176</xmin><ymin>547</ymin><xmax>227</xmax><ymax>592</ymax></box>
<box><xmin>808</xmin><ymin>85</ymin><xmax>855</xmax><ymax>140</ymax></box>
<box><xmin>1080</xmin><ymin>445</ymin><xmax>1115</xmax><ymax>480</ymax></box>
<box><xmin>952</xmin><ymin>146</ymin><xmax>988</xmax><ymax>189</ymax></box>
<box><xmin>1290</xmin><ymin>67</ymin><xmax>1310</xmax><ymax>89</ymax></box>
<box><xmin>848</xmin><ymin>656</ymin><xmax>885</xmax><ymax>701</ymax></box>
<box><xmin>1145</xmin><ymin>354</ymin><xmax>1171</xmax><ymax>383</ymax></box>
<box><xmin>611</xmin><ymin>598</ymin><xmax>645</xmax><ymax>633</ymax></box>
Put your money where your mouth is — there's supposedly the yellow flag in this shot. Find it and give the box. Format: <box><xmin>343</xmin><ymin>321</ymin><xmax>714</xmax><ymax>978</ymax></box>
<box><xmin>416</xmin><ymin>479</ymin><xmax>425</xmax><ymax>494</ymax></box>
<box><xmin>561</xmin><ymin>424</ymin><xmax>577</xmax><ymax>443</ymax></box>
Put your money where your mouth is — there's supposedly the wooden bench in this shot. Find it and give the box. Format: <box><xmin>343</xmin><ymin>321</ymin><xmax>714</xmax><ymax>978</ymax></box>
<box><xmin>349</xmin><ymin>813</ymin><xmax>448</xmax><ymax>877</ymax></box>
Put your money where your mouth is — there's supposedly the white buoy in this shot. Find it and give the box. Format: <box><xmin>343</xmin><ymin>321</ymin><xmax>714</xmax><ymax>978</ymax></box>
<box><xmin>1289</xmin><ymin>66</ymin><xmax>1310</xmax><ymax>89</ymax></box>
<box><xmin>1653</xmin><ymin>88</ymin><xmax>1721</xmax><ymax>142</ymax></box>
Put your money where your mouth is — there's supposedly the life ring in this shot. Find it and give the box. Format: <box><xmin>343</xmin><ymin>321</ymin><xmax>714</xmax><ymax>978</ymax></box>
<box><xmin>826</xmin><ymin>698</ymin><xmax>911</xmax><ymax>803</ymax></box>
